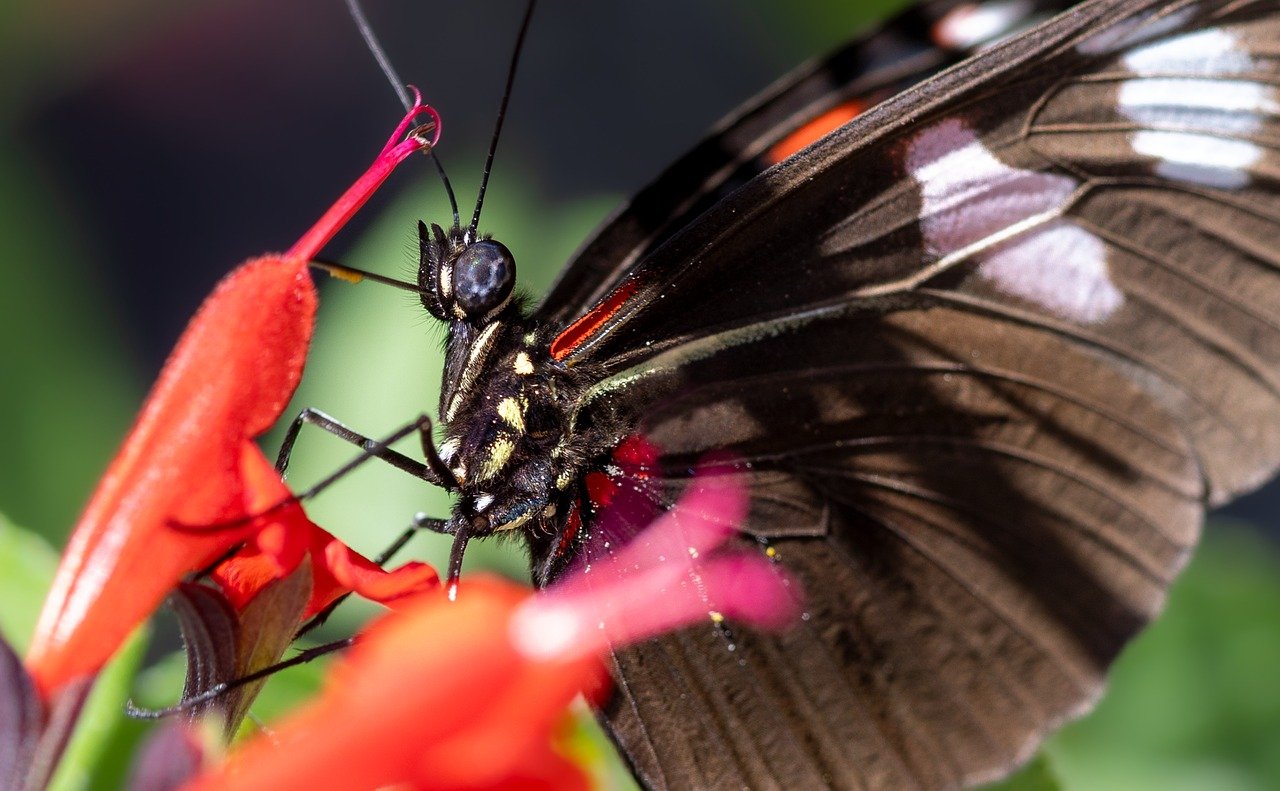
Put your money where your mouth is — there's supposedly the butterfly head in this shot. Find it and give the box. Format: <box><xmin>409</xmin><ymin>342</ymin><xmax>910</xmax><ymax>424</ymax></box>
<box><xmin>417</xmin><ymin>220</ymin><xmax>518</xmax><ymax>325</ymax></box>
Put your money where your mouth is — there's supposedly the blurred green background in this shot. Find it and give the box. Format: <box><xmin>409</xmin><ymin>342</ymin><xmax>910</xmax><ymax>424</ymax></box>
<box><xmin>1</xmin><ymin>0</ymin><xmax>1278</xmax><ymax>789</ymax></box>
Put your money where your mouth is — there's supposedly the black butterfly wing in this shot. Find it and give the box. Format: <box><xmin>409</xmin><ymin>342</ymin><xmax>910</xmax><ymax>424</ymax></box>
<box><xmin>589</xmin><ymin>311</ymin><xmax>1199</xmax><ymax>789</ymax></box>
<box><xmin>535</xmin><ymin>0</ymin><xmax>1280</xmax><ymax>788</ymax></box>
<box><xmin>539</xmin><ymin>0</ymin><xmax>1080</xmax><ymax>329</ymax></box>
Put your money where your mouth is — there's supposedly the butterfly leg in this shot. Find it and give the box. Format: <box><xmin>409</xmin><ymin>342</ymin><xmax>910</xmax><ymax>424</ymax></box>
<box><xmin>126</xmin><ymin>636</ymin><xmax>355</xmax><ymax>720</ymax></box>
<box><xmin>272</xmin><ymin>413</ymin><xmax>467</xmax><ymax>615</ymax></box>
<box><xmin>375</xmin><ymin>512</ymin><xmax>450</xmax><ymax>565</ymax></box>
<box><xmin>275</xmin><ymin>407</ymin><xmax>457</xmax><ymax>489</ymax></box>
<box><xmin>446</xmin><ymin>527</ymin><xmax>469</xmax><ymax>601</ymax></box>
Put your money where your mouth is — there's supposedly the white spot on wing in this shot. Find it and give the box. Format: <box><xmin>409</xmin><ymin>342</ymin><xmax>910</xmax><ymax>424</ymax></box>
<box><xmin>1118</xmin><ymin>78</ymin><xmax>1279</xmax><ymax>134</ymax></box>
<box><xmin>1115</xmin><ymin>28</ymin><xmax>1267</xmax><ymax>189</ymax></box>
<box><xmin>909</xmin><ymin>121</ymin><xmax>1073</xmax><ymax>250</ymax></box>
<box><xmin>1122</xmin><ymin>28</ymin><xmax>1253</xmax><ymax>75</ymax></box>
<box><xmin>1131</xmin><ymin>130</ymin><xmax>1262</xmax><ymax>189</ymax></box>
<box><xmin>908</xmin><ymin>119</ymin><xmax>1122</xmax><ymax>323</ymax></box>
<box><xmin>933</xmin><ymin>0</ymin><xmax>1033</xmax><ymax>50</ymax></box>
<box><xmin>982</xmin><ymin>225</ymin><xmax>1119</xmax><ymax>323</ymax></box>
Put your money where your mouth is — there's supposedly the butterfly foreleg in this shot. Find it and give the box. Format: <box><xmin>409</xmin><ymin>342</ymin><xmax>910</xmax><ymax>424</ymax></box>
<box><xmin>274</xmin><ymin>407</ymin><xmax>457</xmax><ymax>488</ymax></box>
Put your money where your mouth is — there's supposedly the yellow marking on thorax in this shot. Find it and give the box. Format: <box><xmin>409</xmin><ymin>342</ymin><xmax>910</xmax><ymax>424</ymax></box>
<box><xmin>446</xmin><ymin>322</ymin><xmax>504</xmax><ymax>422</ymax></box>
<box><xmin>513</xmin><ymin>351</ymin><xmax>534</xmax><ymax>375</ymax></box>
<box><xmin>497</xmin><ymin>396</ymin><xmax>526</xmax><ymax>432</ymax></box>
<box><xmin>476</xmin><ymin>434</ymin><xmax>515</xmax><ymax>483</ymax></box>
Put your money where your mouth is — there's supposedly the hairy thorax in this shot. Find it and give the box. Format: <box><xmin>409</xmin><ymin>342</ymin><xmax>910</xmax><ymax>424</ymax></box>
<box><xmin>437</xmin><ymin>317</ymin><xmax>595</xmax><ymax>539</ymax></box>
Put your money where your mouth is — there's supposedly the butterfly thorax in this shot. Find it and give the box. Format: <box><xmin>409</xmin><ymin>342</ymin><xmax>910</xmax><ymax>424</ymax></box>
<box><xmin>436</xmin><ymin>317</ymin><xmax>580</xmax><ymax>535</ymax></box>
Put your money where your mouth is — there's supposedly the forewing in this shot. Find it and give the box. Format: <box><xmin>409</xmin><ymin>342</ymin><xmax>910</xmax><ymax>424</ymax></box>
<box><xmin>538</xmin><ymin>0</ymin><xmax>1079</xmax><ymax>329</ymax></box>
<box><xmin>566</xmin><ymin>0</ymin><xmax>1280</xmax><ymax>504</ymax></box>
<box><xmin>545</xmin><ymin>0</ymin><xmax>1280</xmax><ymax>789</ymax></box>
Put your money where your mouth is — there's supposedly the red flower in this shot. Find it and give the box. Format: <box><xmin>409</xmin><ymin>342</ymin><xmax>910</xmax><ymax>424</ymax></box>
<box><xmin>179</xmin><ymin>475</ymin><xmax>800</xmax><ymax>791</ymax></box>
<box><xmin>182</xmin><ymin>578</ymin><xmax>597</xmax><ymax>791</ymax></box>
<box><xmin>25</xmin><ymin>99</ymin><xmax>442</xmax><ymax>700</ymax></box>
<box><xmin>208</xmin><ymin>461</ymin><xmax>437</xmax><ymax>619</ymax></box>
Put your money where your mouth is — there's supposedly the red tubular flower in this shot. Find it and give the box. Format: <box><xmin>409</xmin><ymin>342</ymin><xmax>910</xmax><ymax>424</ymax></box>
<box><xmin>180</xmin><ymin>476</ymin><xmax>801</xmax><ymax>791</ymax></box>
<box><xmin>25</xmin><ymin>99</ymin><xmax>442</xmax><ymax>700</ymax></box>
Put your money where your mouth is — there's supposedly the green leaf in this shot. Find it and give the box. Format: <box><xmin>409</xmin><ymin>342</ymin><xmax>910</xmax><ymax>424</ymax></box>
<box><xmin>47</xmin><ymin>626</ymin><xmax>149</xmax><ymax>791</ymax></box>
<box><xmin>0</xmin><ymin>511</ymin><xmax>59</xmax><ymax>654</ymax></box>
<box><xmin>1048</xmin><ymin>524</ymin><xmax>1280</xmax><ymax>790</ymax></box>
<box><xmin>226</xmin><ymin>558</ymin><xmax>314</xmax><ymax>734</ymax></box>
<box><xmin>0</xmin><ymin>511</ymin><xmax>154</xmax><ymax>790</ymax></box>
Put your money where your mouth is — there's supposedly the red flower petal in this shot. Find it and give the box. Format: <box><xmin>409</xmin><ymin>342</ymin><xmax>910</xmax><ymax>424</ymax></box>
<box><xmin>26</xmin><ymin>257</ymin><xmax>316</xmax><ymax>698</ymax></box>
<box><xmin>181</xmin><ymin>579</ymin><xmax>598</xmax><ymax>791</ymax></box>
<box><xmin>25</xmin><ymin>97</ymin><xmax>441</xmax><ymax>700</ymax></box>
<box><xmin>212</xmin><ymin>456</ymin><xmax>438</xmax><ymax>617</ymax></box>
<box><xmin>178</xmin><ymin>474</ymin><xmax>800</xmax><ymax>791</ymax></box>
<box><xmin>316</xmin><ymin>539</ymin><xmax>438</xmax><ymax>615</ymax></box>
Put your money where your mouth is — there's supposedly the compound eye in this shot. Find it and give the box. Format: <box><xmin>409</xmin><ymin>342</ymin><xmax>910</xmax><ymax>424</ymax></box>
<box><xmin>453</xmin><ymin>240</ymin><xmax>516</xmax><ymax>318</ymax></box>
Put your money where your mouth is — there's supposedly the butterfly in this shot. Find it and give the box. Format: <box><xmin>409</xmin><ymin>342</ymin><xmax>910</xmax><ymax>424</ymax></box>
<box><xmin>331</xmin><ymin>0</ymin><xmax>1280</xmax><ymax>788</ymax></box>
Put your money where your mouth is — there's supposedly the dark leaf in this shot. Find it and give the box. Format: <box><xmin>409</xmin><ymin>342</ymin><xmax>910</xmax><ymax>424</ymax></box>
<box><xmin>170</xmin><ymin>582</ymin><xmax>239</xmax><ymax>722</ymax></box>
<box><xmin>126</xmin><ymin>721</ymin><xmax>204</xmax><ymax>791</ymax></box>
<box><xmin>26</xmin><ymin>678</ymin><xmax>92</xmax><ymax>791</ymax></box>
<box><xmin>0</xmin><ymin>631</ymin><xmax>42</xmax><ymax>791</ymax></box>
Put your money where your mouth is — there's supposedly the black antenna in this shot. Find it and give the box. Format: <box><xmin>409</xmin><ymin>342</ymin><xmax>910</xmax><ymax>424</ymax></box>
<box><xmin>470</xmin><ymin>0</ymin><xmax>538</xmax><ymax>237</ymax></box>
<box><xmin>345</xmin><ymin>0</ymin><xmax>461</xmax><ymax>228</ymax></box>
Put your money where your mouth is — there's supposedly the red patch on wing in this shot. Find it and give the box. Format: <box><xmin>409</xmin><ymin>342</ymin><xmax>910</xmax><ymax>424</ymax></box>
<box><xmin>585</xmin><ymin>472</ymin><xmax>616</xmax><ymax>509</ymax></box>
<box><xmin>613</xmin><ymin>434</ymin><xmax>659</xmax><ymax>475</ymax></box>
<box><xmin>555</xmin><ymin>499</ymin><xmax>584</xmax><ymax>559</ymax></box>
<box><xmin>586</xmin><ymin>435</ymin><xmax>661</xmax><ymax>512</ymax></box>
<box><xmin>766</xmin><ymin>101</ymin><xmax>865</xmax><ymax>164</ymax></box>
<box><xmin>550</xmin><ymin>277</ymin><xmax>642</xmax><ymax>361</ymax></box>
<box><xmin>582</xmin><ymin>434</ymin><xmax>664</xmax><ymax>544</ymax></box>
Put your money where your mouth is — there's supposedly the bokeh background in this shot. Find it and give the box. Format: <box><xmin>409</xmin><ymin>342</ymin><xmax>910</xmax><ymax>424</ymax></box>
<box><xmin>1</xmin><ymin>0</ymin><xmax>1278</xmax><ymax>788</ymax></box>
